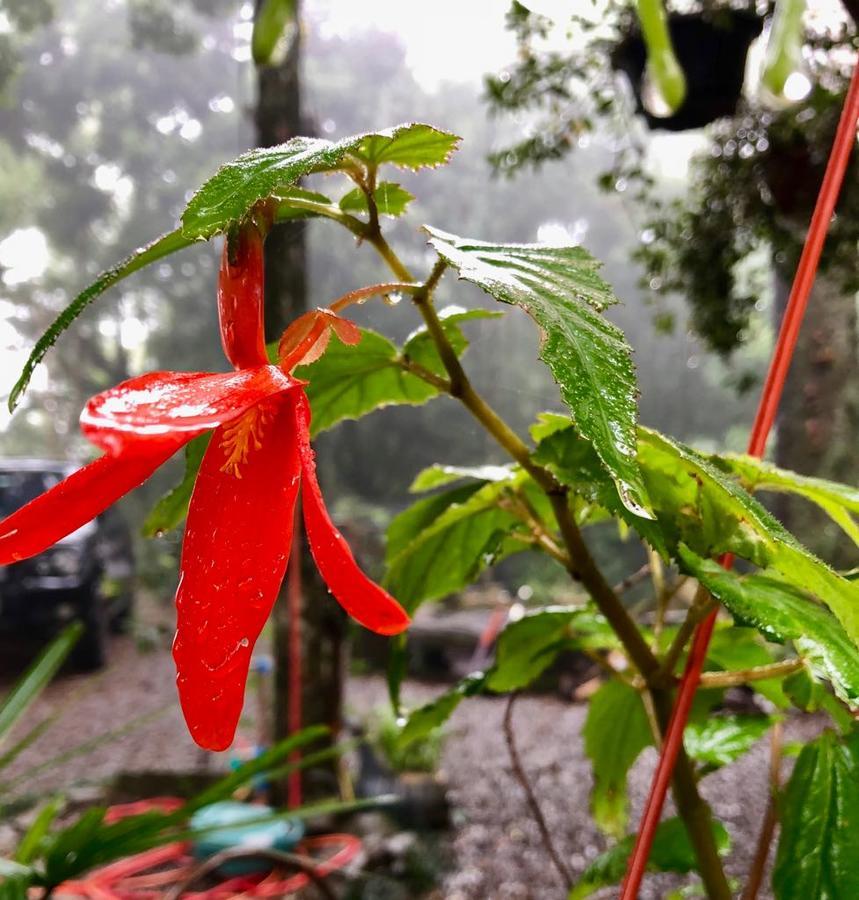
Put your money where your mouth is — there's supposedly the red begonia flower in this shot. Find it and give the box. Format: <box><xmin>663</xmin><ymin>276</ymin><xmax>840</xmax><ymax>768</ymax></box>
<box><xmin>0</xmin><ymin>221</ymin><xmax>409</xmax><ymax>752</ymax></box>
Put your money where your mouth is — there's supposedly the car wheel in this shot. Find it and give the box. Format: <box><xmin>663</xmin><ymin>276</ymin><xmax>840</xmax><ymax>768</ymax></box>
<box><xmin>73</xmin><ymin>582</ymin><xmax>109</xmax><ymax>671</ymax></box>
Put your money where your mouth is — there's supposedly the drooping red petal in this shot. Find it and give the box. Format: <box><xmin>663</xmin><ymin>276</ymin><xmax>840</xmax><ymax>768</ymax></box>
<box><xmin>172</xmin><ymin>397</ymin><xmax>300</xmax><ymax>751</ymax></box>
<box><xmin>293</xmin><ymin>392</ymin><xmax>410</xmax><ymax>636</ymax></box>
<box><xmin>218</xmin><ymin>223</ymin><xmax>268</xmax><ymax>369</ymax></box>
<box><xmin>81</xmin><ymin>366</ymin><xmax>300</xmax><ymax>455</ymax></box>
<box><xmin>0</xmin><ymin>440</ymin><xmax>184</xmax><ymax>565</ymax></box>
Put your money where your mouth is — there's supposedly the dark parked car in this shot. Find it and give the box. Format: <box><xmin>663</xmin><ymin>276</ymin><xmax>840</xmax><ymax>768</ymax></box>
<box><xmin>0</xmin><ymin>459</ymin><xmax>135</xmax><ymax>669</ymax></box>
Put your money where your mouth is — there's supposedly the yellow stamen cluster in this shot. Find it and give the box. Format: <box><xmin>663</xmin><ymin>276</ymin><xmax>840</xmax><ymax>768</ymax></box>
<box><xmin>220</xmin><ymin>405</ymin><xmax>270</xmax><ymax>478</ymax></box>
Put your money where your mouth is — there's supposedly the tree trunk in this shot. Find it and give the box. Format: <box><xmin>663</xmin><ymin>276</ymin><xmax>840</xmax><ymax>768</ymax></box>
<box><xmin>254</xmin><ymin>0</ymin><xmax>346</xmax><ymax>802</ymax></box>
<box><xmin>774</xmin><ymin>264</ymin><xmax>859</xmax><ymax>568</ymax></box>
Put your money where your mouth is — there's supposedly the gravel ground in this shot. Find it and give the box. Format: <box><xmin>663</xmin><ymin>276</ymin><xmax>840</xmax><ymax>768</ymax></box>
<box><xmin>1</xmin><ymin>635</ymin><xmax>819</xmax><ymax>899</ymax></box>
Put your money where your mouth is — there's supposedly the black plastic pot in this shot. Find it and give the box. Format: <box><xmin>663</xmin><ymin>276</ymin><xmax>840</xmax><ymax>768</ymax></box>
<box><xmin>611</xmin><ymin>10</ymin><xmax>763</xmax><ymax>132</ymax></box>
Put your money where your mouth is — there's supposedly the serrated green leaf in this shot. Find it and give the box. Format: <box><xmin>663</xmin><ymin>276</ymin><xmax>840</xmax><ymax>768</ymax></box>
<box><xmin>141</xmin><ymin>433</ymin><xmax>210</xmax><ymax>537</ymax></box>
<box><xmin>641</xmin><ymin>430</ymin><xmax>859</xmax><ymax>649</ymax></box>
<box><xmin>403</xmin><ymin>305</ymin><xmax>502</xmax><ymax>376</ymax></box>
<box><xmin>398</xmin><ymin>673</ymin><xmax>487</xmax><ymax>747</ymax></box>
<box><xmin>583</xmin><ymin>679</ymin><xmax>652</xmax><ymax>837</ymax></box>
<box><xmin>339</xmin><ymin>181</ymin><xmax>414</xmax><ymax>217</ymax></box>
<box><xmin>354</xmin><ymin>125</ymin><xmax>460</xmax><ymax>169</ymax></box>
<box><xmin>679</xmin><ymin>548</ymin><xmax>859</xmax><ymax>707</ymax></box>
<box><xmin>386</xmin><ymin>482</ymin><xmax>484</xmax><ymax>564</ymax></box>
<box><xmin>384</xmin><ymin>477</ymin><xmax>526</xmax><ymax>610</ymax></box>
<box><xmin>425</xmin><ymin>227</ymin><xmax>651</xmax><ymax>519</ymax></box>
<box><xmin>713</xmin><ymin>453</ymin><xmax>859</xmax><ymax>548</ymax></box>
<box><xmin>182</xmin><ymin>124</ymin><xmax>459</xmax><ymax>239</ymax></box>
<box><xmin>10</xmin><ymin>229</ymin><xmax>193</xmax><ymax>412</ymax></box>
<box><xmin>409</xmin><ymin>463</ymin><xmax>514</xmax><ymax>493</ymax></box>
<box><xmin>486</xmin><ymin>606</ymin><xmax>617</xmax><ymax>693</ymax></box>
<box><xmin>773</xmin><ymin>730</ymin><xmax>859</xmax><ymax>899</ymax></box>
<box><xmin>532</xmin><ymin>420</ymin><xmax>668</xmax><ymax>554</ymax></box>
<box><xmin>569</xmin><ymin>816</ymin><xmax>730</xmax><ymax>899</ymax></box>
<box><xmin>684</xmin><ymin>715</ymin><xmax>774</xmax><ymax>770</ymax></box>
<box><xmin>295</xmin><ymin>329</ymin><xmax>438</xmax><ymax>436</ymax></box>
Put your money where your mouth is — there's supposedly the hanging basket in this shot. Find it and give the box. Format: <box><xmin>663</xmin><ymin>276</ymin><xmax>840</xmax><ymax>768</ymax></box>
<box><xmin>611</xmin><ymin>10</ymin><xmax>763</xmax><ymax>132</ymax></box>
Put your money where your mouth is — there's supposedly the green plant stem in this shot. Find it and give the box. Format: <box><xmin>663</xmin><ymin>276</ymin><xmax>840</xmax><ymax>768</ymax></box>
<box><xmin>698</xmin><ymin>658</ymin><xmax>804</xmax><ymax>689</ymax></box>
<box><xmin>367</xmin><ymin>229</ymin><xmax>731</xmax><ymax>900</ymax></box>
<box><xmin>656</xmin><ymin>585</ymin><xmax>717</xmax><ymax>684</ymax></box>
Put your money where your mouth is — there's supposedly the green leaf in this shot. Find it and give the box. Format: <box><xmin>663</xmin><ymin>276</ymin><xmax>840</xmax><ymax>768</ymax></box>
<box><xmin>9</xmin><ymin>229</ymin><xmax>192</xmax><ymax>411</ymax></box>
<box><xmin>383</xmin><ymin>476</ymin><xmax>528</xmax><ymax>610</ymax></box>
<box><xmin>684</xmin><ymin>715</ymin><xmax>774</xmax><ymax>770</ymax></box>
<box><xmin>532</xmin><ymin>419</ymin><xmax>667</xmax><ymax>554</ymax></box>
<box><xmin>272</xmin><ymin>186</ymin><xmax>335</xmax><ymax>219</ymax></box>
<box><xmin>398</xmin><ymin>673</ymin><xmax>487</xmax><ymax>747</ymax></box>
<box><xmin>339</xmin><ymin>181</ymin><xmax>414</xmax><ymax>217</ymax></box>
<box><xmin>425</xmin><ymin>227</ymin><xmax>652</xmax><ymax>519</ymax></box>
<box><xmin>409</xmin><ymin>463</ymin><xmax>514</xmax><ymax>493</ymax></box>
<box><xmin>0</xmin><ymin>623</ymin><xmax>82</xmax><ymax>745</ymax></box>
<box><xmin>679</xmin><ymin>548</ymin><xmax>859</xmax><ymax>707</ymax></box>
<box><xmin>15</xmin><ymin>796</ymin><xmax>63</xmax><ymax>864</ymax></box>
<box><xmin>353</xmin><ymin>124</ymin><xmax>460</xmax><ymax>169</ymax></box>
<box><xmin>712</xmin><ymin>453</ymin><xmax>859</xmax><ymax>548</ymax></box>
<box><xmin>773</xmin><ymin>730</ymin><xmax>859</xmax><ymax>899</ymax></box>
<box><xmin>706</xmin><ymin>627</ymin><xmax>788</xmax><ymax>708</ymax></box>
<box><xmin>569</xmin><ymin>816</ymin><xmax>730</xmax><ymax>899</ymax></box>
<box><xmin>141</xmin><ymin>434</ymin><xmax>210</xmax><ymax>537</ymax></box>
<box><xmin>487</xmin><ymin>606</ymin><xmax>617</xmax><ymax>693</ymax></box>
<box><xmin>251</xmin><ymin>0</ymin><xmax>295</xmax><ymax>66</ymax></box>
<box><xmin>295</xmin><ymin>329</ymin><xmax>438</xmax><ymax>436</ymax></box>
<box><xmin>403</xmin><ymin>305</ymin><xmax>502</xmax><ymax>376</ymax></box>
<box><xmin>182</xmin><ymin>124</ymin><xmax>459</xmax><ymax>239</ymax></box>
<box><xmin>583</xmin><ymin>679</ymin><xmax>652</xmax><ymax>837</ymax></box>
<box><xmin>641</xmin><ymin>430</ymin><xmax>859</xmax><ymax>649</ymax></box>
<box><xmin>292</xmin><ymin>307</ymin><xmax>500</xmax><ymax>436</ymax></box>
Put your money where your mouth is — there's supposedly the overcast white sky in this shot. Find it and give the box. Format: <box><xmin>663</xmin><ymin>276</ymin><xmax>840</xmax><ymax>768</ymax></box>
<box><xmin>308</xmin><ymin>0</ymin><xmax>521</xmax><ymax>90</ymax></box>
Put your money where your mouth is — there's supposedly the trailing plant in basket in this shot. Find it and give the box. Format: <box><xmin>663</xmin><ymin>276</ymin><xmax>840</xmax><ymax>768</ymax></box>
<box><xmin>2</xmin><ymin>122</ymin><xmax>858</xmax><ymax>899</ymax></box>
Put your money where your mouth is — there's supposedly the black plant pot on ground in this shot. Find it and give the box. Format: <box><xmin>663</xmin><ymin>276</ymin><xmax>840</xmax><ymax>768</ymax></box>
<box><xmin>611</xmin><ymin>10</ymin><xmax>763</xmax><ymax>131</ymax></box>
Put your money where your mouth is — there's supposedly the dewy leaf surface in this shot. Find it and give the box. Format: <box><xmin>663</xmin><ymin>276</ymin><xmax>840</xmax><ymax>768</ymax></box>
<box><xmin>425</xmin><ymin>227</ymin><xmax>651</xmax><ymax>519</ymax></box>
<box><xmin>182</xmin><ymin>124</ymin><xmax>459</xmax><ymax>239</ymax></box>
<box><xmin>641</xmin><ymin>430</ymin><xmax>859</xmax><ymax>649</ymax></box>
<box><xmin>10</xmin><ymin>228</ymin><xmax>193</xmax><ymax>411</ymax></box>
<box><xmin>773</xmin><ymin>730</ymin><xmax>859</xmax><ymax>899</ymax></box>
<box><xmin>680</xmin><ymin>548</ymin><xmax>859</xmax><ymax>707</ymax></box>
<box><xmin>712</xmin><ymin>452</ymin><xmax>859</xmax><ymax>547</ymax></box>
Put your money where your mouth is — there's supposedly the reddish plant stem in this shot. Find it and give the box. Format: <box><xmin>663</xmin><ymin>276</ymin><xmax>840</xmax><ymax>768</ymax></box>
<box><xmin>622</xmin><ymin>59</ymin><xmax>859</xmax><ymax>899</ymax></box>
<box><xmin>741</xmin><ymin>721</ymin><xmax>784</xmax><ymax>900</ymax></box>
<box><xmin>503</xmin><ymin>694</ymin><xmax>574</xmax><ymax>890</ymax></box>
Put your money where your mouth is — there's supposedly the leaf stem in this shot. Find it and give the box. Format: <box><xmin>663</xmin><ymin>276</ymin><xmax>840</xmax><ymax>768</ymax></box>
<box><xmin>741</xmin><ymin>720</ymin><xmax>784</xmax><ymax>900</ymax></box>
<box><xmin>656</xmin><ymin>585</ymin><xmax>717</xmax><ymax>684</ymax></box>
<box><xmin>698</xmin><ymin>658</ymin><xmax>804</xmax><ymax>689</ymax></box>
<box><xmin>328</xmin><ymin>281</ymin><xmax>421</xmax><ymax>314</ymax></box>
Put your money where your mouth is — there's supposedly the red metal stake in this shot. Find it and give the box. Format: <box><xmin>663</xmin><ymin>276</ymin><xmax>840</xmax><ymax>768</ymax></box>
<box><xmin>622</xmin><ymin>61</ymin><xmax>859</xmax><ymax>899</ymax></box>
<box><xmin>287</xmin><ymin>502</ymin><xmax>303</xmax><ymax>809</ymax></box>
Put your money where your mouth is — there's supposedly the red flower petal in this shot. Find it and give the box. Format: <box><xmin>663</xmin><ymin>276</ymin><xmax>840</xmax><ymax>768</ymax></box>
<box><xmin>81</xmin><ymin>366</ymin><xmax>300</xmax><ymax>455</ymax></box>
<box><xmin>293</xmin><ymin>392</ymin><xmax>410</xmax><ymax>637</ymax></box>
<box><xmin>218</xmin><ymin>224</ymin><xmax>268</xmax><ymax>369</ymax></box>
<box><xmin>172</xmin><ymin>397</ymin><xmax>301</xmax><ymax>751</ymax></box>
<box><xmin>0</xmin><ymin>441</ymin><xmax>184</xmax><ymax>565</ymax></box>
